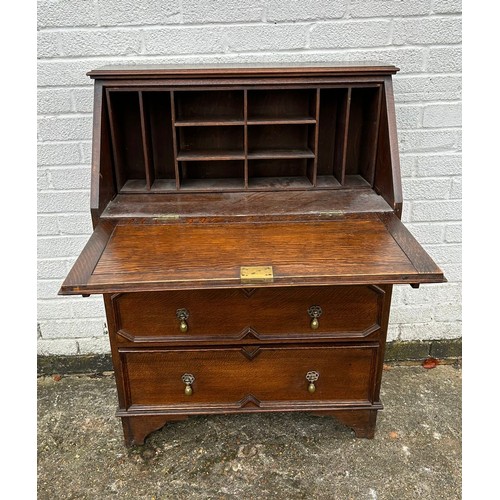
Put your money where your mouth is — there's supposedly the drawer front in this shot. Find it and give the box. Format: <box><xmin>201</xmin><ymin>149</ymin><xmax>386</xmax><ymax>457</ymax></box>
<box><xmin>112</xmin><ymin>285</ymin><xmax>384</xmax><ymax>343</ymax></box>
<box><xmin>121</xmin><ymin>345</ymin><xmax>377</xmax><ymax>408</ymax></box>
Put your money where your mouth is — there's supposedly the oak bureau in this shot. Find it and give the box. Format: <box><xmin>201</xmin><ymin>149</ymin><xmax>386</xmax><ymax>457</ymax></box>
<box><xmin>59</xmin><ymin>63</ymin><xmax>445</xmax><ymax>446</ymax></box>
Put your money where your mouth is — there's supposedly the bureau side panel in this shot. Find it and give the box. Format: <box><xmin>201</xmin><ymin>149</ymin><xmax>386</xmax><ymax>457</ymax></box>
<box><xmin>103</xmin><ymin>293</ymin><xmax>129</xmax><ymax>410</ymax></box>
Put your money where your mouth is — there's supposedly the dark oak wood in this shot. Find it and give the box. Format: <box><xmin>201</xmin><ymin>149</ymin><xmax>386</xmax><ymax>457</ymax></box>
<box><xmin>247</xmin><ymin>175</ymin><xmax>312</xmax><ymax>190</ymax></box>
<box><xmin>379</xmin><ymin>212</ymin><xmax>446</xmax><ymax>278</ymax></box>
<box><xmin>59</xmin><ymin>221</ymin><xmax>115</xmax><ymax>295</ymax></box>
<box><xmin>144</xmin><ymin>92</ymin><xmax>176</xmax><ymax>183</ymax></box>
<box><xmin>120</xmin><ymin>345</ymin><xmax>377</xmax><ymax>407</ymax></box>
<box><xmin>311</xmin><ymin>409</ymin><xmax>379</xmax><ymax>438</ymax></box>
<box><xmin>60</xmin><ymin>63</ymin><xmax>444</xmax><ymax>445</ymax></box>
<box><xmin>247</xmin><ymin>148</ymin><xmax>315</xmax><ymax>159</ymax></box>
<box><xmin>138</xmin><ymin>91</ymin><xmax>154</xmax><ymax>190</ymax></box>
<box><xmin>99</xmin><ymin>80</ymin><xmax>393</xmax><ymax>193</ymax></box>
<box><xmin>60</xmin><ymin>215</ymin><xmax>444</xmax><ymax>294</ymax></box>
<box><xmin>336</xmin><ymin>87</ymin><xmax>351</xmax><ymax>185</ymax></box>
<box><xmin>169</xmin><ymin>91</ymin><xmax>180</xmax><ymax>190</ymax></box>
<box><xmin>243</xmin><ymin>89</ymin><xmax>249</xmax><ymax>188</ymax></box>
<box><xmin>87</xmin><ymin>62</ymin><xmax>400</xmax><ymax>80</ymax></box>
<box><xmin>107</xmin><ymin>91</ymin><xmax>145</xmax><ymax>185</ymax></box>
<box><xmin>101</xmin><ymin>190</ymin><xmax>394</xmax><ymax>219</ymax></box>
<box><xmin>121</xmin><ymin>415</ymin><xmax>187</xmax><ymax>446</ymax></box>
<box><xmin>175</xmin><ymin>89</ymin><xmax>244</xmax><ymax>123</ymax></box>
<box><xmin>111</xmin><ymin>285</ymin><xmax>385</xmax><ymax>344</ymax></box>
<box><xmin>177</xmin><ymin>149</ymin><xmax>245</xmax><ymax>161</ymax></box>
<box><xmin>374</xmin><ymin>77</ymin><xmax>403</xmax><ymax>217</ymax></box>
<box><xmin>346</xmin><ymin>87</ymin><xmax>381</xmax><ymax>181</ymax></box>
<box><xmin>90</xmin><ymin>82</ymin><xmax>116</xmax><ymax>227</ymax></box>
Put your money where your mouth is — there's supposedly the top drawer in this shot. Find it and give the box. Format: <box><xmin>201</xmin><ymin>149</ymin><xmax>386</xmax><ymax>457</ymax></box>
<box><xmin>110</xmin><ymin>285</ymin><xmax>387</xmax><ymax>344</ymax></box>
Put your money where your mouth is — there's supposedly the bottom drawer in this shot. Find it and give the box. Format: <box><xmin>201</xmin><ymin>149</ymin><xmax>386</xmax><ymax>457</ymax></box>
<box><xmin>121</xmin><ymin>345</ymin><xmax>378</xmax><ymax>408</ymax></box>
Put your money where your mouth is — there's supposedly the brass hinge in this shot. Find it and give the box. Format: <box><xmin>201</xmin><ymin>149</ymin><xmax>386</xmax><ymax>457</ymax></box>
<box><xmin>240</xmin><ymin>266</ymin><xmax>274</xmax><ymax>283</ymax></box>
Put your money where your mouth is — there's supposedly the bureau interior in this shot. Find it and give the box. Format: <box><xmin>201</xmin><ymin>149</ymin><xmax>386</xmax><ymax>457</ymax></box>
<box><xmin>105</xmin><ymin>86</ymin><xmax>383</xmax><ymax>193</ymax></box>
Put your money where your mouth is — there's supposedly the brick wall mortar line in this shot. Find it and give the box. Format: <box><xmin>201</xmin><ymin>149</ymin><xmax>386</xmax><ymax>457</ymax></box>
<box><xmin>38</xmin><ymin>112</ymin><xmax>93</xmax><ymax>118</ymax></box>
<box><xmin>36</xmin><ymin>51</ymin><xmax>463</xmax><ymax>64</ymax></box>
<box><xmin>400</xmin><ymin>151</ymin><xmax>461</xmax><ymax>157</ymax></box>
<box><xmin>37</xmin><ymin>189</ymin><xmax>91</xmax><ymax>194</ymax></box>
<box><xmin>37</xmin><ymin>13</ymin><xmax>462</xmax><ymax>33</ymax></box>
<box><xmin>38</xmin><ymin>140</ymin><xmax>91</xmax><ymax>146</ymax></box>
<box><xmin>38</xmin><ymin>235</ymin><xmax>91</xmax><ymax>241</ymax></box>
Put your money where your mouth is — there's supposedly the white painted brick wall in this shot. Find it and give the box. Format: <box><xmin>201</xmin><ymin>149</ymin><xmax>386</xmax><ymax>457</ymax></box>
<box><xmin>37</xmin><ymin>0</ymin><xmax>462</xmax><ymax>355</ymax></box>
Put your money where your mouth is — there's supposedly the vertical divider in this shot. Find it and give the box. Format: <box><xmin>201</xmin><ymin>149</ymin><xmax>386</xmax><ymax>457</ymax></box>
<box><xmin>138</xmin><ymin>91</ymin><xmax>154</xmax><ymax>190</ymax></box>
<box><xmin>243</xmin><ymin>89</ymin><xmax>248</xmax><ymax>189</ymax></box>
<box><xmin>311</xmin><ymin>88</ymin><xmax>321</xmax><ymax>186</ymax></box>
<box><xmin>105</xmin><ymin>90</ymin><xmax>124</xmax><ymax>191</ymax></box>
<box><xmin>334</xmin><ymin>87</ymin><xmax>351</xmax><ymax>185</ymax></box>
<box><xmin>366</xmin><ymin>85</ymin><xmax>383</xmax><ymax>186</ymax></box>
<box><xmin>170</xmin><ymin>91</ymin><xmax>181</xmax><ymax>190</ymax></box>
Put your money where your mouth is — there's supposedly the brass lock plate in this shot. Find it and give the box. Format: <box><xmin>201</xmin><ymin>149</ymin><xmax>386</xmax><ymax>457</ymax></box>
<box><xmin>240</xmin><ymin>266</ymin><xmax>274</xmax><ymax>283</ymax></box>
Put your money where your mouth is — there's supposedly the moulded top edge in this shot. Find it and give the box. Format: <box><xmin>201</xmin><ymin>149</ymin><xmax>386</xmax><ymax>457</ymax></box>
<box><xmin>87</xmin><ymin>62</ymin><xmax>400</xmax><ymax>79</ymax></box>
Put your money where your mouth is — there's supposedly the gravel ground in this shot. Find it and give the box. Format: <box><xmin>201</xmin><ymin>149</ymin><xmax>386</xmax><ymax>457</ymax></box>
<box><xmin>37</xmin><ymin>364</ymin><xmax>461</xmax><ymax>499</ymax></box>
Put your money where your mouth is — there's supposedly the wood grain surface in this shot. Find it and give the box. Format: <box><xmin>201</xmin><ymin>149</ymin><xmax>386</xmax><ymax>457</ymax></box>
<box><xmin>112</xmin><ymin>285</ymin><xmax>384</xmax><ymax>343</ymax></box>
<box><xmin>60</xmin><ymin>214</ymin><xmax>444</xmax><ymax>294</ymax></box>
<box><xmin>121</xmin><ymin>344</ymin><xmax>377</xmax><ymax>407</ymax></box>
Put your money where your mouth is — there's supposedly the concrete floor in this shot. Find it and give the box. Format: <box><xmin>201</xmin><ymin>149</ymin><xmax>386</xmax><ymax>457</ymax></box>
<box><xmin>37</xmin><ymin>363</ymin><xmax>461</xmax><ymax>499</ymax></box>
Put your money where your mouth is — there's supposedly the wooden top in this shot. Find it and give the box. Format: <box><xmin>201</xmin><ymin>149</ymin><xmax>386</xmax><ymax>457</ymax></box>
<box><xmin>59</xmin><ymin>213</ymin><xmax>444</xmax><ymax>295</ymax></box>
<box><xmin>87</xmin><ymin>62</ymin><xmax>400</xmax><ymax>79</ymax></box>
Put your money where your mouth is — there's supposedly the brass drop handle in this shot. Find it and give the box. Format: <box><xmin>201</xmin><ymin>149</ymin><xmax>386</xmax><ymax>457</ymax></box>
<box><xmin>306</xmin><ymin>371</ymin><xmax>319</xmax><ymax>393</ymax></box>
<box><xmin>176</xmin><ymin>308</ymin><xmax>189</xmax><ymax>333</ymax></box>
<box><xmin>308</xmin><ymin>305</ymin><xmax>322</xmax><ymax>330</ymax></box>
<box><xmin>182</xmin><ymin>373</ymin><xmax>195</xmax><ymax>396</ymax></box>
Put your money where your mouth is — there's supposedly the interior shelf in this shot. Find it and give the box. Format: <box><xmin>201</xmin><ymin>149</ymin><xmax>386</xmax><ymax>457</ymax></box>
<box><xmin>344</xmin><ymin>175</ymin><xmax>372</xmax><ymax>188</ymax></box>
<box><xmin>248</xmin><ymin>176</ymin><xmax>313</xmax><ymax>190</ymax></box>
<box><xmin>315</xmin><ymin>175</ymin><xmax>342</xmax><ymax>189</ymax></box>
<box><xmin>104</xmin><ymin>85</ymin><xmax>383</xmax><ymax>194</ymax></box>
<box><xmin>121</xmin><ymin>179</ymin><xmax>178</xmax><ymax>193</ymax></box>
<box><xmin>247</xmin><ymin>148</ymin><xmax>315</xmax><ymax>159</ymax></box>
<box><xmin>177</xmin><ymin>149</ymin><xmax>246</xmax><ymax>161</ymax></box>
<box><xmin>179</xmin><ymin>160</ymin><xmax>245</xmax><ymax>191</ymax></box>
<box><xmin>120</xmin><ymin>179</ymin><xmax>149</xmax><ymax>192</ymax></box>
<box><xmin>175</xmin><ymin>118</ymin><xmax>245</xmax><ymax>127</ymax></box>
<box><xmin>247</xmin><ymin>116</ymin><xmax>316</xmax><ymax>125</ymax></box>
<box><xmin>316</xmin><ymin>174</ymin><xmax>371</xmax><ymax>190</ymax></box>
<box><xmin>181</xmin><ymin>178</ymin><xmax>245</xmax><ymax>191</ymax></box>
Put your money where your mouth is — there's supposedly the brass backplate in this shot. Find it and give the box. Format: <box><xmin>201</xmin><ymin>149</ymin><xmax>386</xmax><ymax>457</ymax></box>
<box><xmin>240</xmin><ymin>266</ymin><xmax>274</xmax><ymax>282</ymax></box>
